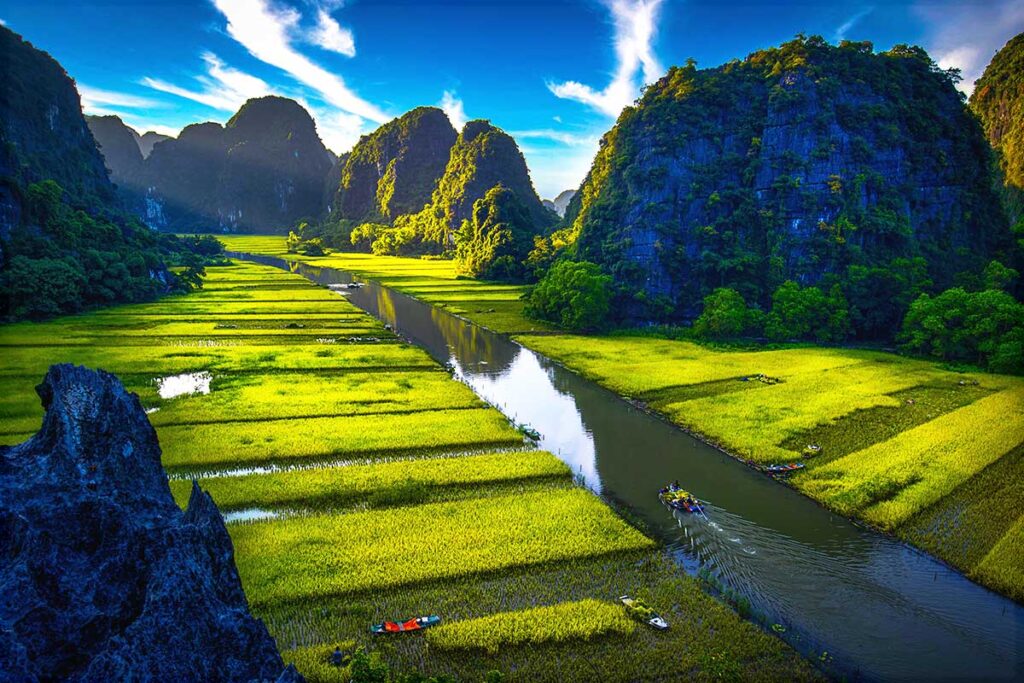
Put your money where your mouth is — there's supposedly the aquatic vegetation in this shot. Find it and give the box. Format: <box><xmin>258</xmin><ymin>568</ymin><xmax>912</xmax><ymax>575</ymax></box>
<box><xmin>425</xmin><ymin>600</ymin><xmax>636</xmax><ymax>654</ymax></box>
<box><xmin>168</xmin><ymin>450</ymin><xmax>570</xmax><ymax>511</ymax></box>
<box><xmin>230</xmin><ymin>488</ymin><xmax>656</xmax><ymax>605</ymax></box>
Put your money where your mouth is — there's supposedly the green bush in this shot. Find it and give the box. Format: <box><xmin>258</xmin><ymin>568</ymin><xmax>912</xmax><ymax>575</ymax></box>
<box><xmin>765</xmin><ymin>280</ymin><xmax>848</xmax><ymax>342</ymax></box>
<box><xmin>692</xmin><ymin>288</ymin><xmax>762</xmax><ymax>339</ymax></box>
<box><xmin>525</xmin><ymin>260</ymin><xmax>612</xmax><ymax>332</ymax></box>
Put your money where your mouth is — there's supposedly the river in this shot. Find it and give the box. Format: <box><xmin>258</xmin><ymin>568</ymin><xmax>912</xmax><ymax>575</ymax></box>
<box><xmin>234</xmin><ymin>253</ymin><xmax>1024</xmax><ymax>681</ymax></box>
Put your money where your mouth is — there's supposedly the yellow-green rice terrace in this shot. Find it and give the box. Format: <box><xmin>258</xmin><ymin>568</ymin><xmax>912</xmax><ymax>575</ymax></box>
<box><xmin>216</xmin><ymin>234</ymin><xmax>1024</xmax><ymax>605</ymax></box>
<box><xmin>0</xmin><ymin>259</ymin><xmax>817</xmax><ymax>682</ymax></box>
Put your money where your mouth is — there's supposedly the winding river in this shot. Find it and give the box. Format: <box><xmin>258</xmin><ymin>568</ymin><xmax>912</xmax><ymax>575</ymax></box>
<box><xmin>235</xmin><ymin>253</ymin><xmax>1024</xmax><ymax>681</ymax></box>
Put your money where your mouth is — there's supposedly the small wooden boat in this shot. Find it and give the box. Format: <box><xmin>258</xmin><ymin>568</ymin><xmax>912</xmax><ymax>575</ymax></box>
<box><xmin>620</xmin><ymin>595</ymin><xmax>669</xmax><ymax>630</ymax></box>
<box><xmin>658</xmin><ymin>484</ymin><xmax>706</xmax><ymax>514</ymax></box>
<box><xmin>371</xmin><ymin>615</ymin><xmax>441</xmax><ymax>635</ymax></box>
<box><xmin>518</xmin><ymin>424</ymin><xmax>541</xmax><ymax>441</ymax></box>
<box><xmin>763</xmin><ymin>463</ymin><xmax>805</xmax><ymax>475</ymax></box>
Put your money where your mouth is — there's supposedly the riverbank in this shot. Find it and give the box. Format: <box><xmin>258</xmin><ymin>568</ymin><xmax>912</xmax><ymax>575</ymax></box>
<box><xmin>214</xmin><ymin>235</ymin><xmax>1024</xmax><ymax>605</ymax></box>
<box><xmin>0</xmin><ymin>260</ymin><xmax>817</xmax><ymax>682</ymax></box>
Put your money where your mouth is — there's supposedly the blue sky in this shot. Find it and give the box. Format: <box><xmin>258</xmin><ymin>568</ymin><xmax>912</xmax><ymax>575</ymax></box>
<box><xmin>1</xmin><ymin>0</ymin><xmax>1021</xmax><ymax>197</ymax></box>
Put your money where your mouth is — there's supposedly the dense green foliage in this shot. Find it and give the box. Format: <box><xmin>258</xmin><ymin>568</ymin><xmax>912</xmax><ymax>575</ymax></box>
<box><xmin>332</xmin><ymin>107</ymin><xmax>457</xmax><ymax>225</ymax></box>
<box><xmin>765</xmin><ymin>281</ymin><xmax>848</xmax><ymax>342</ymax></box>
<box><xmin>453</xmin><ymin>184</ymin><xmax>541</xmax><ymax>280</ymax></box>
<box><xmin>692</xmin><ymin>288</ymin><xmax>759</xmax><ymax>339</ymax></box>
<box><xmin>899</xmin><ymin>286</ymin><xmax>1024</xmax><ymax>373</ymax></box>
<box><xmin>525</xmin><ymin>261</ymin><xmax>612</xmax><ymax>332</ymax></box>
<box><xmin>971</xmin><ymin>33</ymin><xmax>1024</xmax><ymax>211</ymax></box>
<box><xmin>552</xmin><ymin>35</ymin><xmax>1012</xmax><ymax>334</ymax></box>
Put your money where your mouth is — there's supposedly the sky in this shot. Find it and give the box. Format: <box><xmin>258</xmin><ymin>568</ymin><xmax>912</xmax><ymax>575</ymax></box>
<box><xmin>1</xmin><ymin>0</ymin><xmax>1021</xmax><ymax>198</ymax></box>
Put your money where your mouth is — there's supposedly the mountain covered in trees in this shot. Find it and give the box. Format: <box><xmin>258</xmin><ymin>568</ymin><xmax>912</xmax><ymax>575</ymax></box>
<box><xmin>136</xmin><ymin>96</ymin><xmax>334</xmax><ymax>233</ymax></box>
<box><xmin>0</xmin><ymin>26</ymin><xmax>218</xmax><ymax>322</ymax></box>
<box><xmin>553</xmin><ymin>36</ymin><xmax>1013</xmax><ymax>325</ymax></box>
<box><xmin>86</xmin><ymin>114</ymin><xmax>145</xmax><ymax>192</ymax></box>
<box><xmin>971</xmin><ymin>31</ymin><xmax>1024</xmax><ymax>226</ymax></box>
<box><xmin>330</xmin><ymin>106</ymin><xmax>456</xmax><ymax>224</ymax></box>
<box><xmin>295</xmin><ymin>115</ymin><xmax>556</xmax><ymax>279</ymax></box>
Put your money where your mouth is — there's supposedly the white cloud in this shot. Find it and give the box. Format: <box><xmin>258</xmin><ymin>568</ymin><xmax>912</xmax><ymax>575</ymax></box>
<box><xmin>142</xmin><ymin>52</ymin><xmax>274</xmax><ymax>112</ymax></box>
<box><xmin>211</xmin><ymin>0</ymin><xmax>387</xmax><ymax>123</ymax></box>
<box><xmin>79</xmin><ymin>85</ymin><xmax>164</xmax><ymax>111</ymax></box>
<box><xmin>309</xmin><ymin>107</ymin><xmax>369</xmax><ymax>154</ymax></box>
<box><xmin>521</xmin><ymin>141</ymin><xmax>600</xmax><ymax>199</ymax></box>
<box><xmin>439</xmin><ymin>90</ymin><xmax>467</xmax><ymax>130</ymax></box>
<box><xmin>309</xmin><ymin>9</ymin><xmax>355</xmax><ymax>57</ymax></box>
<box><xmin>834</xmin><ymin>7</ymin><xmax>873</xmax><ymax>42</ymax></box>
<box><xmin>509</xmin><ymin>129</ymin><xmax>600</xmax><ymax>147</ymax></box>
<box><xmin>547</xmin><ymin>0</ymin><xmax>665</xmax><ymax>117</ymax></box>
<box><xmin>0</xmin><ymin>19</ymin><xmax>7</xmax><ymax>26</ymax></box>
<box><xmin>917</xmin><ymin>0</ymin><xmax>1024</xmax><ymax>96</ymax></box>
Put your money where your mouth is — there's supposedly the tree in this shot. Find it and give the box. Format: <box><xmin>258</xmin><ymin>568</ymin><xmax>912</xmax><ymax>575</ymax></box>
<box><xmin>0</xmin><ymin>256</ymin><xmax>86</xmax><ymax>320</ymax></box>
<box><xmin>844</xmin><ymin>257</ymin><xmax>931</xmax><ymax>340</ymax></box>
<box><xmin>983</xmin><ymin>260</ymin><xmax>1019</xmax><ymax>291</ymax></box>
<box><xmin>899</xmin><ymin>287</ymin><xmax>1024</xmax><ymax>372</ymax></box>
<box><xmin>454</xmin><ymin>184</ymin><xmax>538</xmax><ymax>281</ymax></box>
<box><xmin>525</xmin><ymin>260</ymin><xmax>612</xmax><ymax>332</ymax></box>
<box><xmin>692</xmin><ymin>288</ymin><xmax>761</xmax><ymax>339</ymax></box>
<box><xmin>766</xmin><ymin>281</ymin><xmax>848</xmax><ymax>342</ymax></box>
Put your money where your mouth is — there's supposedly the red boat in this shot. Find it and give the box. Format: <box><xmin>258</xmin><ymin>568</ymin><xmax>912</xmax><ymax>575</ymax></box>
<box><xmin>371</xmin><ymin>615</ymin><xmax>441</xmax><ymax>634</ymax></box>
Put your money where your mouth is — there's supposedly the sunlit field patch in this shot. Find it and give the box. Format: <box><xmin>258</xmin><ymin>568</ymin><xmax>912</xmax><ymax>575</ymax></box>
<box><xmin>160</xmin><ymin>408</ymin><xmax>524</xmax><ymax>471</ymax></box>
<box><xmin>796</xmin><ymin>386</ymin><xmax>1024</xmax><ymax>529</ymax></box>
<box><xmin>971</xmin><ymin>515</ymin><xmax>1024</xmax><ymax>603</ymax></box>
<box><xmin>231</xmin><ymin>488</ymin><xmax>656</xmax><ymax>605</ymax></box>
<box><xmin>168</xmin><ymin>450</ymin><xmax>570</xmax><ymax>511</ymax></box>
<box><xmin>425</xmin><ymin>599</ymin><xmax>636</xmax><ymax>654</ymax></box>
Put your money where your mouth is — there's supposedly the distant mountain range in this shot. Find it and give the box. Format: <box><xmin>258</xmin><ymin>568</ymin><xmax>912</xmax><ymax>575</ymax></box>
<box><xmin>543</xmin><ymin>189</ymin><xmax>575</xmax><ymax>218</ymax></box>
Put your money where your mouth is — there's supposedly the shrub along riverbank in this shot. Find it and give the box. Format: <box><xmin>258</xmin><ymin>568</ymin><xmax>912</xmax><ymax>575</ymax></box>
<box><xmin>213</xmin><ymin>235</ymin><xmax>1024</xmax><ymax>604</ymax></box>
<box><xmin>0</xmin><ymin>259</ymin><xmax>816</xmax><ymax>681</ymax></box>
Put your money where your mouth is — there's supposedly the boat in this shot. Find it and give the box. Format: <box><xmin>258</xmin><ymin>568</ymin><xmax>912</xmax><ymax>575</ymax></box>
<box><xmin>620</xmin><ymin>595</ymin><xmax>669</xmax><ymax>630</ymax></box>
<box><xmin>343</xmin><ymin>282</ymin><xmax>365</xmax><ymax>289</ymax></box>
<box><xmin>657</xmin><ymin>483</ymin><xmax>706</xmax><ymax>514</ymax></box>
<box><xmin>371</xmin><ymin>615</ymin><xmax>441</xmax><ymax>635</ymax></box>
<box><xmin>763</xmin><ymin>462</ymin><xmax>805</xmax><ymax>475</ymax></box>
<box><xmin>518</xmin><ymin>424</ymin><xmax>542</xmax><ymax>441</ymax></box>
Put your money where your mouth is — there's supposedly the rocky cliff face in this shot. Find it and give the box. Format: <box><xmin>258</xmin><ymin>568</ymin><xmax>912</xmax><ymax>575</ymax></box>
<box><xmin>140</xmin><ymin>96</ymin><xmax>333</xmax><ymax>232</ymax></box>
<box><xmin>0</xmin><ymin>26</ymin><xmax>116</xmax><ymax>240</ymax></box>
<box><xmin>333</xmin><ymin>106</ymin><xmax>457</xmax><ymax>224</ymax></box>
<box><xmin>971</xmin><ymin>31</ymin><xmax>1024</xmax><ymax>222</ymax></box>
<box><xmin>137</xmin><ymin>131</ymin><xmax>170</xmax><ymax>159</ymax></box>
<box><xmin>85</xmin><ymin>115</ymin><xmax>145</xmax><ymax>194</ymax></box>
<box><xmin>564</xmin><ymin>37</ymin><xmax>1009</xmax><ymax>320</ymax></box>
<box><xmin>0</xmin><ymin>365</ymin><xmax>301</xmax><ymax>682</ymax></box>
<box><xmin>547</xmin><ymin>189</ymin><xmax>575</xmax><ymax>217</ymax></box>
<box><xmin>411</xmin><ymin>119</ymin><xmax>556</xmax><ymax>246</ymax></box>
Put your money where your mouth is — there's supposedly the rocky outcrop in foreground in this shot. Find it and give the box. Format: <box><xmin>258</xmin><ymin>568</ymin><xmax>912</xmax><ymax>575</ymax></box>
<box><xmin>0</xmin><ymin>364</ymin><xmax>301</xmax><ymax>682</ymax></box>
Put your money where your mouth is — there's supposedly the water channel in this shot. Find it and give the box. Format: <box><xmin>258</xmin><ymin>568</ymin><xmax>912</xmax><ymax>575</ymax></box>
<box><xmin>235</xmin><ymin>253</ymin><xmax>1024</xmax><ymax>681</ymax></box>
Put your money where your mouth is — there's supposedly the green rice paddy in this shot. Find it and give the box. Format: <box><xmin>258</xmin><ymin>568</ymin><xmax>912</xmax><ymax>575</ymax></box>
<box><xmin>217</xmin><ymin>236</ymin><xmax>1024</xmax><ymax>604</ymax></box>
<box><xmin>0</xmin><ymin>260</ymin><xmax>815</xmax><ymax>681</ymax></box>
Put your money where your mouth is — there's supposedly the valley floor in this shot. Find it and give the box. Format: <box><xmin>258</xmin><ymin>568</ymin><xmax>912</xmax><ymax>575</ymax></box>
<box><xmin>214</xmin><ymin>235</ymin><xmax>1024</xmax><ymax>604</ymax></box>
<box><xmin>0</xmin><ymin>259</ymin><xmax>815</xmax><ymax>681</ymax></box>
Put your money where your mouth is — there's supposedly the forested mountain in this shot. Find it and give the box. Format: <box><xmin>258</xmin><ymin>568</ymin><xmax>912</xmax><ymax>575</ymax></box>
<box><xmin>0</xmin><ymin>26</ymin><xmax>219</xmax><ymax>321</ymax></box>
<box><xmin>331</xmin><ymin>106</ymin><xmax>456</xmax><ymax>224</ymax></box>
<box><xmin>556</xmin><ymin>36</ymin><xmax>1012</xmax><ymax>324</ymax></box>
<box><xmin>138</xmin><ymin>96</ymin><xmax>333</xmax><ymax>233</ymax></box>
<box><xmin>405</xmin><ymin>120</ymin><xmax>556</xmax><ymax>247</ymax></box>
<box><xmin>971</xmin><ymin>31</ymin><xmax>1024</xmax><ymax>225</ymax></box>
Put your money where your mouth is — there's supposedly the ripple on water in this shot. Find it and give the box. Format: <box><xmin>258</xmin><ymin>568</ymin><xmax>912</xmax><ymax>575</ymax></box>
<box><xmin>155</xmin><ymin>371</ymin><xmax>212</xmax><ymax>399</ymax></box>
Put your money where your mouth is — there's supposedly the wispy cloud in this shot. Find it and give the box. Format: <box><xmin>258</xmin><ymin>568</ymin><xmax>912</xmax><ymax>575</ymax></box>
<box><xmin>917</xmin><ymin>0</ymin><xmax>1024</xmax><ymax>96</ymax></box>
<box><xmin>834</xmin><ymin>7</ymin><xmax>873</xmax><ymax>42</ymax></box>
<box><xmin>439</xmin><ymin>90</ymin><xmax>467</xmax><ymax>130</ymax></box>
<box><xmin>309</xmin><ymin>8</ymin><xmax>355</xmax><ymax>57</ymax></box>
<box><xmin>547</xmin><ymin>0</ymin><xmax>665</xmax><ymax>117</ymax></box>
<box><xmin>79</xmin><ymin>85</ymin><xmax>164</xmax><ymax>111</ymax></box>
<box><xmin>211</xmin><ymin>0</ymin><xmax>387</xmax><ymax>123</ymax></box>
<box><xmin>142</xmin><ymin>52</ymin><xmax>273</xmax><ymax>112</ymax></box>
<box><xmin>509</xmin><ymin>129</ymin><xmax>600</xmax><ymax>147</ymax></box>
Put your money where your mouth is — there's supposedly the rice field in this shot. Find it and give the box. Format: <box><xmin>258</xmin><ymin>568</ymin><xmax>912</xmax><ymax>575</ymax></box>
<box><xmin>213</xmin><ymin>235</ymin><xmax>1024</xmax><ymax>604</ymax></box>
<box><xmin>0</xmin><ymin>259</ymin><xmax>815</xmax><ymax>681</ymax></box>
<box><xmin>425</xmin><ymin>599</ymin><xmax>637</xmax><ymax>654</ymax></box>
<box><xmin>519</xmin><ymin>334</ymin><xmax>1024</xmax><ymax>601</ymax></box>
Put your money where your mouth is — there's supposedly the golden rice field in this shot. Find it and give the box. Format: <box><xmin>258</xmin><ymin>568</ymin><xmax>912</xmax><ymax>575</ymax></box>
<box><xmin>0</xmin><ymin>259</ymin><xmax>816</xmax><ymax>681</ymax></box>
<box><xmin>214</xmin><ymin>235</ymin><xmax>1024</xmax><ymax>604</ymax></box>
